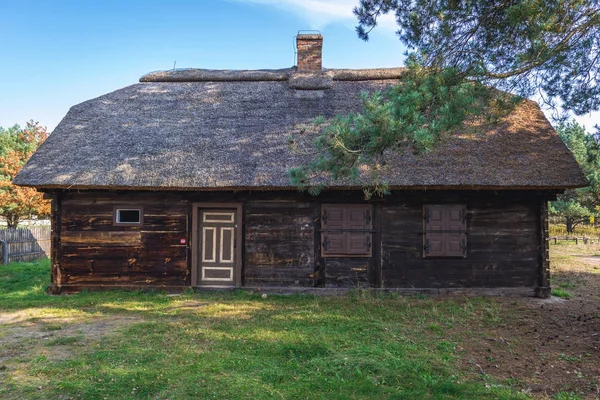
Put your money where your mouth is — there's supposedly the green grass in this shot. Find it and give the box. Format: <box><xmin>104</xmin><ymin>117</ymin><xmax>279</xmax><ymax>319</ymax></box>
<box><xmin>0</xmin><ymin>260</ymin><xmax>527</xmax><ymax>399</ymax></box>
<box><xmin>552</xmin><ymin>392</ymin><xmax>583</xmax><ymax>400</ymax></box>
<box><xmin>551</xmin><ymin>288</ymin><xmax>572</xmax><ymax>299</ymax></box>
<box><xmin>46</xmin><ymin>336</ymin><xmax>80</xmax><ymax>346</ymax></box>
<box><xmin>558</xmin><ymin>282</ymin><xmax>576</xmax><ymax>289</ymax></box>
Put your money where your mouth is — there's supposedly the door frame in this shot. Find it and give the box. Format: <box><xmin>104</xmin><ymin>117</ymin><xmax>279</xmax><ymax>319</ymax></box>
<box><xmin>191</xmin><ymin>202</ymin><xmax>243</xmax><ymax>287</ymax></box>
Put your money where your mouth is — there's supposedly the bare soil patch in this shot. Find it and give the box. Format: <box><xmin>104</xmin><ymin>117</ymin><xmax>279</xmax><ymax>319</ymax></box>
<box><xmin>458</xmin><ymin>243</ymin><xmax>600</xmax><ymax>399</ymax></box>
<box><xmin>0</xmin><ymin>311</ymin><xmax>142</xmax><ymax>364</ymax></box>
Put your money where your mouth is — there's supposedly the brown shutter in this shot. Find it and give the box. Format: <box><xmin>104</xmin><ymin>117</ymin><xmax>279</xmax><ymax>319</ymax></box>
<box><xmin>445</xmin><ymin>205</ymin><xmax>467</xmax><ymax>257</ymax></box>
<box><xmin>322</xmin><ymin>205</ymin><xmax>372</xmax><ymax>256</ymax></box>
<box><xmin>424</xmin><ymin>204</ymin><xmax>467</xmax><ymax>258</ymax></box>
<box><xmin>424</xmin><ymin>205</ymin><xmax>445</xmax><ymax>257</ymax></box>
<box><xmin>346</xmin><ymin>206</ymin><xmax>371</xmax><ymax>255</ymax></box>
<box><xmin>322</xmin><ymin>206</ymin><xmax>346</xmax><ymax>255</ymax></box>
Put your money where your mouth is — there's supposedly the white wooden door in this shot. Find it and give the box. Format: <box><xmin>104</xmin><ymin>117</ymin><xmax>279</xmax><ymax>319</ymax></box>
<box><xmin>199</xmin><ymin>210</ymin><xmax>236</xmax><ymax>286</ymax></box>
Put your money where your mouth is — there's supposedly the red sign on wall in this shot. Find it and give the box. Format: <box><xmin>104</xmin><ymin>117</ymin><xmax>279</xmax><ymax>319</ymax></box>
<box><xmin>180</xmin><ymin>238</ymin><xmax>186</xmax><ymax>245</ymax></box>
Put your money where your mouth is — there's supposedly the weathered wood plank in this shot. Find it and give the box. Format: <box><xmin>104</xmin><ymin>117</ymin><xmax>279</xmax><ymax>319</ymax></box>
<box><xmin>535</xmin><ymin>200</ymin><xmax>551</xmax><ymax>297</ymax></box>
<box><xmin>51</xmin><ymin>194</ymin><xmax>62</xmax><ymax>293</ymax></box>
<box><xmin>64</xmin><ymin>274</ymin><xmax>187</xmax><ymax>286</ymax></box>
<box><xmin>244</xmin><ymin>201</ymin><xmax>315</xmax><ymax>287</ymax></box>
<box><xmin>62</xmin><ymin>231</ymin><xmax>142</xmax><ymax>246</ymax></box>
<box><xmin>62</xmin><ymin>215</ymin><xmax>187</xmax><ymax>232</ymax></box>
<box><xmin>322</xmin><ymin>258</ymin><xmax>369</xmax><ymax>288</ymax></box>
<box><xmin>245</xmin><ymin>268</ymin><xmax>314</xmax><ymax>287</ymax></box>
<box><xmin>61</xmin><ymin>205</ymin><xmax>188</xmax><ymax>219</ymax></box>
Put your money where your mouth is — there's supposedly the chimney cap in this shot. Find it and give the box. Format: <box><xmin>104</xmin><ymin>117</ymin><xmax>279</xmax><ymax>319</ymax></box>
<box><xmin>297</xmin><ymin>30</ymin><xmax>322</xmax><ymax>40</ymax></box>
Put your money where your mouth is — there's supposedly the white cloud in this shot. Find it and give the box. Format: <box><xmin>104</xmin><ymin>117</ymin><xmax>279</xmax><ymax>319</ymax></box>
<box><xmin>230</xmin><ymin>0</ymin><xmax>398</xmax><ymax>33</ymax></box>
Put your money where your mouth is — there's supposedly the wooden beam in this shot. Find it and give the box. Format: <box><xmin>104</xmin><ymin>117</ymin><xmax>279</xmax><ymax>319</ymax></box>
<box><xmin>535</xmin><ymin>198</ymin><xmax>551</xmax><ymax>298</ymax></box>
<box><xmin>50</xmin><ymin>193</ymin><xmax>62</xmax><ymax>294</ymax></box>
<box><xmin>191</xmin><ymin>205</ymin><xmax>198</xmax><ymax>287</ymax></box>
<box><xmin>373</xmin><ymin>203</ymin><xmax>383</xmax><ymax>288</ymax></box>
<box><xmin>61</xmin><ymin>231</ymin><xmax>142</xmax><ymax>246</ymax></box>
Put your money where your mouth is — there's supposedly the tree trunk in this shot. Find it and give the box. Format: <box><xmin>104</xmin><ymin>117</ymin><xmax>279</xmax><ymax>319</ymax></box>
<box><xmin>566</xmin><ymin>217</ymin><xmax>574</xmax><ymax>234</ymax></box>
<box><xmin>6</xmin><ymin>213</ymin><xmax>19</xmax><ymax>229</ymax></box>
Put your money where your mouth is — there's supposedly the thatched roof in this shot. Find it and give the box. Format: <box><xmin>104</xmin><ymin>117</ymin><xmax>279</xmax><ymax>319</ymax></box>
<box><xmin>15</xmin><ymin>67</ymin><xmax>586</xmax><ymax>191</ymax></box>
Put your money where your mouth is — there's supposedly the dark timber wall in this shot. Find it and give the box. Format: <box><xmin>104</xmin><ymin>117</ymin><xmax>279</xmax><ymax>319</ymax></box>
<box><xmin>381</xmin><ymin>192</ymin><xmax>542</xmax><ymax>288</ymax></box>
<box><xmin>58</xmin><ymin>192</ymin><xmax>189</xmax><ymax>289</ymax></box>
<box><xmin>49</xmin><ymin>190</ymin><xmax>554</xmax><ymax>293</ymax></box>
<box><xmin>244</xmin><ymin>202</ymin><xmax>315</xmax><ymax>287</ymax></box>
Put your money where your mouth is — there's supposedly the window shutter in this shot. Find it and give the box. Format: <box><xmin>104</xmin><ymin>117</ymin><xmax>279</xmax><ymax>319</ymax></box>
<box><xmin>321</xmin><ymin>205</ymin><xmax>372</xmax><ymax>257</ymax></box>
<box><xmin>424</xmin><ymin>205</ymin><xmax>467</xmax><ymax>258</ymax></box>
<box><xmin>322</xmin><ymin>206</ymin><xmax>346</xmax><ymax>255</ymax></box>
<box><xmin>445</xmin><ymin>205</ymin><xmax>467</xmax><ymax>257</ymax></box>
<box><xmin>424</xmin><ymin>205</ymin><xmax>445</xmax><ymax>257</ymax></box>
<box><xmin>346</xmin><ymin>206</ymin><xmax>371</xmax><ymax>255</ymax></box>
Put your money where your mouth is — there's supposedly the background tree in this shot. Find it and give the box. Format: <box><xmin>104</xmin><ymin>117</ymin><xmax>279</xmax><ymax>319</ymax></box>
<box><xmin>291</xmin><ymin>0</ymin><xmax>600</xmax><ymax>194</ymax></box>
<box><xmin>550</xmin><ymin>120</ymin><xmax>600</xmax><ymax>232</ymax></box>
<box><xmin>0</xmin><ymin>121</ymin><xmax>49</xmax><ymax>228</ymax></box>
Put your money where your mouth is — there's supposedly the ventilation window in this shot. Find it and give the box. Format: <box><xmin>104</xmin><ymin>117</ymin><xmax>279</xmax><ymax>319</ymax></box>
<box><xmin>114</xmin><ymin>207</ymin><xmax>143</xmax><ymax>226</ymax></box>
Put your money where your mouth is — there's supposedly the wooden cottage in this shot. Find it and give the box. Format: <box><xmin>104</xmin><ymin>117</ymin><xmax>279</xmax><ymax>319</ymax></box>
<box><xmin>15</xmin><ymin>34</ymin><xmax>586</xmax><ymax>296</ymax></box>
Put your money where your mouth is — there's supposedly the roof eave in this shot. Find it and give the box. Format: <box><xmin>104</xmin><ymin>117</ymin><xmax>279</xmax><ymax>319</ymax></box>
<box><xmin>18</xmin><ymin>183</ymin><xmax>588</xmax><ymax>192</ymax></box>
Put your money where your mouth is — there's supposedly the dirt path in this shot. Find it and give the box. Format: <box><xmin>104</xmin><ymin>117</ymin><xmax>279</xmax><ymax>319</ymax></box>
<box><xmin>459</xmin><ymin>246</ymin><xmax>600</xmax><ymax>399</ymax></box>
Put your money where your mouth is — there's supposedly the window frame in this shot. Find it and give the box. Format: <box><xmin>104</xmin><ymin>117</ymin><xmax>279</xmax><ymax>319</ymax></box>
<box><xmin>113</xmin><ymin>206</ymin><xmax>144</xmax><ymax>226</ymax></box>
<box><xmin>321</xmin><ymin>204</ymin><xmax>373</xmax><ymax>258</ymax></box>
<box><xmin>423</xmin><ymin>204</ymin><xmax>467</xmax><ymax>258</ymax></box>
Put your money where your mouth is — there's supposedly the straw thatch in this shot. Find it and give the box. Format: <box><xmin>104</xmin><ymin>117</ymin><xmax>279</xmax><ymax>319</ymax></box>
<box><xmin>139</xmin><ymin>68</ymin><xmax>406</xmax><ymax>83</ymax></box>
<box><xmin>15</xmin><ymin>68</ymin><xmax>586</xmax><ymax>191</ymax></box>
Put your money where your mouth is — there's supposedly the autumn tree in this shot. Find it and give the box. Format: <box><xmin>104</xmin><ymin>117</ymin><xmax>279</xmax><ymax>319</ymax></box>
<box><xmin>291</xmin><ymin>0</ymin><xmax>600</xmax><ymax>194</ymax></box>
<box><xmin>0</xmin><ymin>121</ymin><xmax>50</xmax><ymax>228</ymax></box>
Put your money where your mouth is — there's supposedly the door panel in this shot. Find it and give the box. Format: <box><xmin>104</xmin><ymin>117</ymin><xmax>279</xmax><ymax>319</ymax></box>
<box><xmin>202</xmin><ymin>227</ymin><xmax>216</xmax><ymax>262</ymax></box>
<box><xmin>204</xmin><ymin>212</ymin><xmax>235</xmax><ymax>223</ymax></box>
<box><xmin>199</xmin><ymin>210</ymin><xmax>236</xmax><ymax>286</ymax></box>
<box><xmin>202</xmin><ymin>267</ymin><xmax>233</xmax><ymax>281</ymax></box>
<box><xmin>220</xmin><ymin>227</ymin><xmax>234</xmax><ymax>263</ymax></box>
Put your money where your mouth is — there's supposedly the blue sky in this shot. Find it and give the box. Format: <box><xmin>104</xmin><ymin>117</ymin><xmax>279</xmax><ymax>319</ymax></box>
<box><xmin>0</xmin><ymin>0</ymin><xmax>597</xmax><ymax>132</ymax></box>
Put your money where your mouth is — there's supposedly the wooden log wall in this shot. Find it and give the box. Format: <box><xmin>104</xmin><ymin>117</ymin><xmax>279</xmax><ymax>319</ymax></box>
<box><xmin>49</xmin><ymin>189</ymin><xmax>555</xmax><ymax>292</ymax></box>
<box><xmin>244</xmin><ymin>202</ymin><xmax>315</xmax><ymax>287</ymax></box>
<box><xmin>58</xmin><ymin>192</ymin><xmax>189</xmax><ymax>288</ymax></box>
<box><xmin>381</xmin><ymin>192</ymin><xmax>543</xmax><ymax>288</ymax></box>
<box><xmin>50</xmin><ymin>194</ymin><xmax>62</xmax><ymax>294</ymax></box>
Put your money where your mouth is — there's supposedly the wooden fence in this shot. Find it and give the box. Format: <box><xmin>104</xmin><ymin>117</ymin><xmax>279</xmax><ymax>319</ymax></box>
<box><xmin>549</xmin><ymin>236</ymin><xmax>600</xmax><ymax>245</ymax></box>
<box><xmin>0</xmin><ymin>226</ymin><xmax>51</xmax><ymax>264</ymax></box>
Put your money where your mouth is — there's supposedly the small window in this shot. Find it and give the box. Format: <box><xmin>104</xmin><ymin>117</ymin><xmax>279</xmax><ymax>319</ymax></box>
<box><xmin>423</xmin><ymin>204</ymin><xmax>467</xmax><ymax>258</ymax></box>
<box><xmin>321</xmin><ymin>205</ymin><xmax>372</xmax><ymax>257</ymax></box>
<box><xmin>113</xmin><ymin>207</ymin><xmax>143</xmax><ymax>226</ymax></box>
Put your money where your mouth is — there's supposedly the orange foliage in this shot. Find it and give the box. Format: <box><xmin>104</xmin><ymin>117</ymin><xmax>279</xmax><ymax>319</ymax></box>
<box><xmin>0</xmin><ymin>122</ymin><xmax>49</xmax><ymax>228</ymax></box>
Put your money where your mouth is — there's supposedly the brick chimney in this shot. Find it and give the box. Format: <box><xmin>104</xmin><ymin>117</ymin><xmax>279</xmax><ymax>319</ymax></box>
<box><xmin>296</xmin><ymin>33</ymin><xmax>323</xmax><ymax>71</ymax></box>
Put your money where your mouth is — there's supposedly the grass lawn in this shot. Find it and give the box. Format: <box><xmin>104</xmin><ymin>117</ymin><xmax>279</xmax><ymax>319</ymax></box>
<box><xmin>1</xmin><ymin>244</ymin><xmax>599</xmax><ymax>399</ymax></box>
